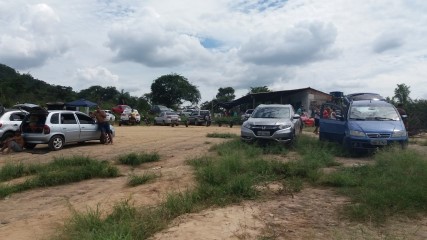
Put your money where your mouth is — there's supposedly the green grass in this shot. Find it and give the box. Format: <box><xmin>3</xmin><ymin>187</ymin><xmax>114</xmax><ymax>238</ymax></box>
<box><xmin>320</xmin><ymin>146</ymin><xmax>427</xmax><ymax>222</ymax></box>
<box><xmin>53</xmin><ymin>135</ymin><xmax>427</xmax><ymax>239</ymax></box>
<box><xmin>206</xmin><ymin>132</ymin><xmax>238</xmax><ymax>138</ymax></box>
<box><xmin>127</xmin><ymin>173</ymin><xmax>158</xmax><ymax>187</ymax></box>
<box><xmin>0</xmin><ymin>156</ymin><xmax>119</xmax><ymax>198</ymax></box>
<box><xmin>118</xmin><ymin>152</ymin><xmax>160</xmax><ymax>166</ymax></box>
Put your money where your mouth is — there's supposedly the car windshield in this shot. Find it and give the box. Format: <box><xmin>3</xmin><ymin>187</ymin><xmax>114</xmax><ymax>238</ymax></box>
<box><xmin>349</xmin><ymin>105</ymin><xmax>400</xmax><ymax>121</ymax></box>
<box><xmin>200</xmin><ymin>111</ymin><xmax>210</xmax><ymax>115</ymax></box>
<box><xmin>166</xmin><ymin>112</ymin><xmax>177</xmax><ymax>115</ymax></box>
<box><xmin>252</xmin><ymin>107</ymin><xmax>290</xmax><ymax>119</ymax></box>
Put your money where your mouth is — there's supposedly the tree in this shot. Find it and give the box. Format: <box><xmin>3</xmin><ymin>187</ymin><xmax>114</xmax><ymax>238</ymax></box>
<box><xmin>216</xmin><ymin>87</ymin><xmax>235</xmax><ymax>102</ymax></box>
<box><xmin>247</xmin><ymin>86</ymin><xmax>271</xmax><ymax>95</ymax></box>
<box><xmin>393</xmin><ymin>83</ymin><xmax>411</xmax><ymax>105</ymax></box>
<box><xmin>150</xmin><ymin>74</ymin><xmax>200</xmax><ymax>108</ymax></box>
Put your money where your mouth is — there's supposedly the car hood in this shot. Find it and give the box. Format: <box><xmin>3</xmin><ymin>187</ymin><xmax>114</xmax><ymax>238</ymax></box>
<box><xmin>247</xmin><ymin>118</ymin><xmax>291</xmax><ymax>125</ymax></box>
<box><xmin>348</xmin><ymin>120</ymin><xmax>404</xmax><ymax>132</ymax></box>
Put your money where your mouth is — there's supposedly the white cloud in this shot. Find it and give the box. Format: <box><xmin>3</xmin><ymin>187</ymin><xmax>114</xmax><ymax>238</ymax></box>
<box><xmin>0</xmin><ymin>0</ymin><xmax>426</xmax><ymax>102</ymax></box>
<box><xmin>75</xmin><ymin>66</ymin><xmax>119</xmax><ymax>88</ymax></box>
<box><xmin>239</xmin><ymin>21</ymin><xmax>338</xmax><ymax>66</ymax></box>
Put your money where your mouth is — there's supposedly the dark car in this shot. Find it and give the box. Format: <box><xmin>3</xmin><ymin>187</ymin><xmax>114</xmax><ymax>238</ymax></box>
<box><xmin>150</xmin><ymin>105</ymin><xmax>170</xmax><ymax>114</ymax></box>
<box><xmin>187</xmin><ymin>110</ymin><xmax>211</xmax><ymax>125</ymax></box>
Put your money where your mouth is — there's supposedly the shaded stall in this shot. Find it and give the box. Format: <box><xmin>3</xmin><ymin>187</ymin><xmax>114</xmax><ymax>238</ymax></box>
<box><xmin>65</xmin><ymin>99</ymin><xmax>97</xmax><ymax>114</ymax></box>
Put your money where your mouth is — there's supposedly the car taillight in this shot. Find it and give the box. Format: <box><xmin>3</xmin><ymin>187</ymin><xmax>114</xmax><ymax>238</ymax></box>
<box><xmin>0</xmin><ymin>123</ymin><xmax>2</xmax><ymax>128</ymax></box>
<box><xmin>43</xmin><ymin>125</ymin><xmax>50</xmax><ymax>134</ymax></box>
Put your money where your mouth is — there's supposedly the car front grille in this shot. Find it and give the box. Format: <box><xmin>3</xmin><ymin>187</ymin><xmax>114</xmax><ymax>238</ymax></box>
<box><xmin>366</xmin><ymin>133</ymin><xmax>391</xmax><ymax>138</ymax></box>
<box><xmin>250</xmin><ymin>125</ymin><xmax>280</xmax><ymax>136</ymax></box>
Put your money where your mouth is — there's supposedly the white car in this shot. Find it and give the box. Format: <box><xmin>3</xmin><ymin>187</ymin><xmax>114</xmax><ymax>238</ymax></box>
<box><xmin>104</xmin><ymin>110</ymin><xmax>116</xmax><ymax>122</ymax></box>
<box><xmin>119</xmin><ymin>109</ymin><xmax>141</xmax><ymax>125</ymax></box>
<box><xmin>154</xmin><ymin>111</ymin><xmax>181</xmax><ymax>125</ymax></box>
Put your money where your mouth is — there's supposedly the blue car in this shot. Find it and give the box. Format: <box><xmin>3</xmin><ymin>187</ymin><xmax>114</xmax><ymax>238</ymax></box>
<box><xmin>319</xmin><ymin>98</ymin><xmax>408</xmax><ymax>151</ymax></box>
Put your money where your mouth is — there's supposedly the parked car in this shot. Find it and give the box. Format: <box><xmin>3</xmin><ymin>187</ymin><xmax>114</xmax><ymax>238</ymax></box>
<box><xmin>104</xmin><ymin>110</ymin><xmax>116</xmax><ymax>122</ymax></box>
<box><xmin>150</xmin><ymin>105</ymin><xmax>170</xmax><ymax>114</ymax></box>
<box><xmin>187</xmin><ymin>110</ymin><xmax>211</xmax><ymax>125</ymax></box>
<box><xmin>112</xmin><ymin>105</ymin><xmax>131</xmax><ymax>114</ymax></box>
<box><xmin>241</xmin><ymin>109</ymin><xmax>254</xmax><ymax>121</ymax></box>
<box><xmin>319</xmin><ymin>97</ymin><xmax>408</xmax><ymax>151</ymax></box>
<box><xmin>0</xmin><ymin>109</ymin><xmax>28</xmax><ymax>142</ymax></box>
<box><xmin>241</xmin><ymin>104</ymin><xmax>302</xmax><ymax>144</ymax></box>
<box><xmin>21</xmin><ymin>109</ymin><xmax>115</xmax><ymax>151</ymax></box>
<box><xmin>119</xmin><ymin>109</ymin><xmax>141</xmax><ymax>126</ymax></box>
<box><xmin>154</xmin><ymin>111</ymin><xmax>181</xmax><ymax>126</ymax></box>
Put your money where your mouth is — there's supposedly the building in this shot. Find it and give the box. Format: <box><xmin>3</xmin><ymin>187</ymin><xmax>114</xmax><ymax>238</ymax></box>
<box><xmin>217</xmin><ymin>87</ymin><xmax>331</xmax><ymax>115</ymax></box>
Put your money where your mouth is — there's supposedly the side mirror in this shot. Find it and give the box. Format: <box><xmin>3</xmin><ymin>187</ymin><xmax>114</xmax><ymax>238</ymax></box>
<box><xmin>293</xmin><ymin>114</ymin><xmax>301</xmax><ymax>119</ymax></box>
<box><xmin>401</xmin><ymin>114</ymin><xmax>408</xmax><ymax>119</ymax></box>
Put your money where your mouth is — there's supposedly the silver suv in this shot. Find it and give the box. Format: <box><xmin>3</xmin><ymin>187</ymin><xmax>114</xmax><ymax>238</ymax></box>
<box><xmin>241</xmin><ymin>104</ymin><xmax>301</xmax><ymax>144</ymax></box>
<box><xmin>0</xmin><ymin>109</ymin><xmax>28</xmax><ymax>142</ymax></box>
<box><xmin>22</xmin><ymin>110</ymin><xmax>114</xmax><ymax>151</ymax></box>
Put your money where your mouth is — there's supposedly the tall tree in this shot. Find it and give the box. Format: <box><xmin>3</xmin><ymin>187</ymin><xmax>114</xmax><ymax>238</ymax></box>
<box><xmin>247</xmin><ymin>86</ymin><xmax>271</xmax><ymax>94</ymax></box>
<box><xmin>393</xmin><ymin>83</ymin><xmax>411</xmax><ymax>105</ymax></box>
<box><xmin>150</xmin><ymin>74</ymin><xmax>200</xmax><ymax>107</ymax></box>
<box><xmin>215</xmin><ymin>87</ymin><xmax>235</xmax><ymax>102</ymax></box>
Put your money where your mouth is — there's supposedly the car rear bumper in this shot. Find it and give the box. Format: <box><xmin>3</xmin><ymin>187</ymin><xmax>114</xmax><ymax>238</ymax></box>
<box><xmin>241</xmin><ymin>127</ymin><xmax>293</xmax><ymax>143</ymax></box>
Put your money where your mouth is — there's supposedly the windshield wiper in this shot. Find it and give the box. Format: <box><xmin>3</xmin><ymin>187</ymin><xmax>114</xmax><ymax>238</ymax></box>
<box><xmin>349</xmin><ymin>117</ymin><xmax>365</xmax><ymax>121</ymax></box>
<box><xmin>374</xmin><ymin>117</ymin><xmax>395</xmax><ymax>121</ymax></box>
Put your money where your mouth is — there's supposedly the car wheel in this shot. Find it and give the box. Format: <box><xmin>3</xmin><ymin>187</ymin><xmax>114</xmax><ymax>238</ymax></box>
<box><xmin>49</xmin><ymin>135</ymin><xmax>64</xmax><ymax>151</ymax></box>
<box><xmin>24</xmin><ymin>143</ymin><xmax>37</xmax><ymax>150</ymax></box>
<box><xmin>1</xmin><ymin>132</ymin><xmax>14</xmax><ymax>142</ymax></box>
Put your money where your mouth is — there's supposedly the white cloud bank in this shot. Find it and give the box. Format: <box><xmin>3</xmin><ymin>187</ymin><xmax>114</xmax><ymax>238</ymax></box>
<box><xmin>0</xmin><ymin>0</ymin><xmax>426</xmax><ymax>102</ymax></box>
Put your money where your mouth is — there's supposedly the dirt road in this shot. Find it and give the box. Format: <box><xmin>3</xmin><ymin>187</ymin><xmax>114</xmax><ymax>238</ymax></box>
<box><xmin>0</xmin><ymin>125</ymin><xmax>426</xmax><ymax>240</ymax></box>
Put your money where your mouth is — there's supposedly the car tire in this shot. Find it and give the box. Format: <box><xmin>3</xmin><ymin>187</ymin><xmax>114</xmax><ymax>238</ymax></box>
<box><xmin>1</xmin><ymin>132</ymin><xmax>14</xmax><ymax>142</ymax></box>
<box><xmin>49</xmin><ymin>135</ymin><xmax>64</xmax><ymax>151</ymax></box>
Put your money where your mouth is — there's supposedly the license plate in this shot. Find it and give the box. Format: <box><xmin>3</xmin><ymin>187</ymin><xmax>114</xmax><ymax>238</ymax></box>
<box><xmin>257</xmin><ymin>131</ymin><xmax>270</xmax><ymax>136</ymax></box>
<box><xmin>370</xmin><ymin>139</ymin><xmax>387</xmax><ymax>146</ymax></box>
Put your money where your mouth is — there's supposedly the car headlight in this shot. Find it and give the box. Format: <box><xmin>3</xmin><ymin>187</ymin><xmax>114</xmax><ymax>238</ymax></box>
<box><xmin>349</xmin><ymin>130</ymin><xmax>365</xmax><ymax>137</ymax></box>
<box><xmin>392</xmin><ymin>130</ymin><xmax>407</xmax><ymax>138</ymax></box>
<box><xmin>242</xmin><ymin>122</ymin><xmax>253</xmax><ymax>129</ymax></box>
<box><xmin>278</xmin><ymin>124</ymin><xmax>291</xmax><ymax>130</ymax></box>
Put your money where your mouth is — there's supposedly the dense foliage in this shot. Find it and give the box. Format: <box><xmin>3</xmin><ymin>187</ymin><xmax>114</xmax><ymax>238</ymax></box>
<box><xmin>150</xmin><ymin>73</ymin><xmax>201</xmax><ymax>108</ymax></box>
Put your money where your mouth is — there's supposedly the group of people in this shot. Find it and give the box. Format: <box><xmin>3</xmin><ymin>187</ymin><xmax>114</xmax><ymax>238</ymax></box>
<box><xmin>90</xmin><ymin>106</ymin><xmax>113</xmax><ymax>145</ymax></box>
<box><xmin>0</xmin><ymin>131</ymin><xmax>25</xmax><ymax>154</ymax></box>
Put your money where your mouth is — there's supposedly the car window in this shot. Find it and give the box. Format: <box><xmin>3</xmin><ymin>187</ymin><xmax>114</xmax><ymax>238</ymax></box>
<box><xmin>10</xmin><ymin>113</ymin><xmax>26</xmax><ymax>121</ymax></box>
<box><xmin>167</xmin><ymin>112</ymin><xmax>177</xmax><ymax>115</ymax></box>
<box><xmin>50</xmin><ymin>113</ymin><xmax>60</xmax><ymax>124</ymax></box>
<box><xmin>61</xmin><ymin>113</ymin><xmax>77</xmax><ymax>124</ymax></box>
<box><xmin>190</xmin><ymin>111</ymin><xmax>197</xmax><ymax>116</ymax></box>
<box><xmin>76</xmin><ymin>113</ymin><xmax>94</xmax><ymax>124</ymax></box>
<box><xmin>349</xmin><ymin>105</ymin><xmax>399</xmax><ymax>120</ymax></box>
<box><xmin>252</xmin><ymin>107</ymin><xmax>290</xmax><ymax>118</ymax></box>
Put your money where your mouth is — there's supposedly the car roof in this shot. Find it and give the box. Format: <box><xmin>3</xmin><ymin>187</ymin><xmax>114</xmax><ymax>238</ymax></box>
<box><xmin>351</xmin><ymin>100</ymin><xmax>391</xmax><ymax>106</ymax></box>
<box><xmin>257</xmin><ymin>104</ymin><xmax>291</xmax><ymax>108</ymax></box>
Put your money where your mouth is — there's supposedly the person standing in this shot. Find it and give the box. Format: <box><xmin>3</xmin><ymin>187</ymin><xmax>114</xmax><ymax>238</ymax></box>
<box><xmin>313</xmin><ymin>108</ymin><xmax>320</xmax><ymax>134</ymax></box>
<box><xmin>396</xmin><ymin>103</ymin><xmax>408</xmax><ymax>129</ymax></box>
<box><xmin>94</xmin><ymin>106</ymin><xmax>113</xmax><ymax>144</ymax></box>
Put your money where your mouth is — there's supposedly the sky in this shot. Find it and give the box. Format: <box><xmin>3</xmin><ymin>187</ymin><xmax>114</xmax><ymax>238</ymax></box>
<box><xmin>1</xmin><ymin>0</ymin><xmax>426</xmax><ymax>104</ymax></box>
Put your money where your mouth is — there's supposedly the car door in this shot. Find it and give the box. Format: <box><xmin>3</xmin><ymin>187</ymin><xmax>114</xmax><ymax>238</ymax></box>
<box><xmin>59</xmin><ymin>112</ymin><xmax>80</xmax><ymax>143</ymax></box>
<box><xmin>75</xmin><ymin>112</ymin><xmax>99</xmax><ymax>140</ymax></box>
<box><xmin>319</xmin><ymin>103</ymin><xmax>346</xmax><ymax>143</ymax></box>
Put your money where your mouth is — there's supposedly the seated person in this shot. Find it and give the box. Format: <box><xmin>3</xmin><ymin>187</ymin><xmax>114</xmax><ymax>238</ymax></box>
<box><xmin>1</xmin><ymin>131</ymin><xmax>25</xmax><ymax>154</ymax></box>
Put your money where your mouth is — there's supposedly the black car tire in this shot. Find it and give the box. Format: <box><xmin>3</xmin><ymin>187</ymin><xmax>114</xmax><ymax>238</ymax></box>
<box><xmin>49</xmin><ymin>135</ymin><xmax>64</xmax><ymax>151</ymax></box>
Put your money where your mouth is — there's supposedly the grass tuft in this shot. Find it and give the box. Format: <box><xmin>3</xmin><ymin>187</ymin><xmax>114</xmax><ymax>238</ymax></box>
<box><xmin>118</xmin><ymin>152</ymin><xmax>160</xmax><ymax>166</ymax></box>
<box><xmin>206</xmin><ymin>133</ymin><xmax>238</xmax><ymax>138</ymax></box>
<box><xmin>127</xmin><ymin>173</ymin><xmax>158</xmax><ymax>187</ymax></box>
<box><xmin>0</xmin><ymin>156</ymin><xmax>119</xmax><ymax>198</ymax></box>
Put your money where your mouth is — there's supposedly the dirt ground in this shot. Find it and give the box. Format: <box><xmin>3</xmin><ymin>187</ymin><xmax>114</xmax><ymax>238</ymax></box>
<box><xmin>0</xmin><ymin>125</ymin><xmax>426</xmax><ymax>240</ymax></box>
